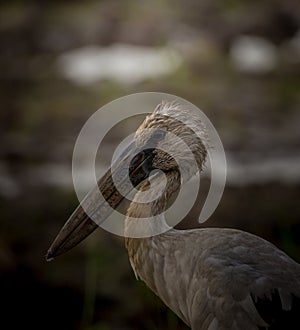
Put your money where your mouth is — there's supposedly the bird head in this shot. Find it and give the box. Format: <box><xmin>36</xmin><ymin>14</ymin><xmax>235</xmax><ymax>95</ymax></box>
<box><xmin>46</xmin><ymin>101</ymin><xmax>207</xmax><ymax>259</ymax></box>
<box><xmin>132</xmin><ymin>101</ymin><xmax>207</xmax><ymax>179</ymax></box>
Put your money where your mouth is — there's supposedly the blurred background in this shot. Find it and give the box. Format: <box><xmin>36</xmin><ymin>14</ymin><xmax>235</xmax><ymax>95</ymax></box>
<box><xmin>1</xmin><ymin>0</ymin><xmax>300</xmax><ymax>329</ymax></box>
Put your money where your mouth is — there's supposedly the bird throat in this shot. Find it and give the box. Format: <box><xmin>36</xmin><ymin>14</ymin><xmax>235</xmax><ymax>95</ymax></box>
<box><xmin>124</xmin><ymin>170</ymin><xmax>181</xmax><ymax>276</ymax></box>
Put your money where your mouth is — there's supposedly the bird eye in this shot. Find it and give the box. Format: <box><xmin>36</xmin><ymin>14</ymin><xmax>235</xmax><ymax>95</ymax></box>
<box><xmin>130</xmin><ymin>151</ymin><xmax>145</xmax><ymax>169</ymax></box>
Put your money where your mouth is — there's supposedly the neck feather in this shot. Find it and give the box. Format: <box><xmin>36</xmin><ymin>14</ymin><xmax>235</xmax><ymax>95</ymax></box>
<box><xmin>124</xmin><ymin>170</ymin><xmax>180</xmax><ymax>237</ymax></box>
<box><xmin>124</xmin><ymin>170</ymin><xmax>180</xmax><ymax>277</ymax></box>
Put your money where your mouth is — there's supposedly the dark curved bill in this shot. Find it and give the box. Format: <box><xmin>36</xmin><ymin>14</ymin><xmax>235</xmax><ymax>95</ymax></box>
<box><xmin>46</xmin><ymin>142</ymin><xmax>153</xmax><ymax>261</ymax></box>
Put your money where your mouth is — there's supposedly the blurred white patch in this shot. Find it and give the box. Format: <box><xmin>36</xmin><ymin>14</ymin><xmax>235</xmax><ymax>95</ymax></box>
<box><xmin>17</xmin><ymin>154</ymin><xmax>300</xmax><ymax>193</ymax></box>
<box><xmin>226</xmin><ymin>155</ymin><xmax>300</xmax><ymax>186</ymax></box>
<box><xmin>57</xmin><ymin>43</ymin><xmax>182</xmax><ymax>86</ymax></box>
<box><xmin>33</xmin><ymin>164</ymin><xmax>73</xmax><ymax>188</ymax></box>
<box><xmin>230</xmin><ymin>35</ymin><xmax>278</xmax><ymax>73</ymax></box>
<box><xmin>0</xmin><ymin>163</ymin><xmax>20</xmax><ymax>198</ymax></box>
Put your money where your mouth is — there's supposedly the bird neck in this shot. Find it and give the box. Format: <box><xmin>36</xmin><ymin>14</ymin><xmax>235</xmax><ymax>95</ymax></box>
<box><xmin>125</xmin><ymin>170</ymin><xmax>181</xmax><ymax>274</ymax></box>
<box><xmin>125</xmin><ymin>170</ymin><xmax>180</xmax><ymax>235</ymax></box>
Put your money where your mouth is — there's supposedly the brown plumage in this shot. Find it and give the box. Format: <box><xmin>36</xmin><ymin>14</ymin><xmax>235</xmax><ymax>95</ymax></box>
<box><xmin>47</xmin><ymin>102</ymin><xmax>300</xmax><ymax>329</ymax></box>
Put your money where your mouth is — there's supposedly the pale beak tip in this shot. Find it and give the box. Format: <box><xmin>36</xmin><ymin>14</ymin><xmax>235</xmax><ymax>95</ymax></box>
<box><xmin>45</xmin><ymin>249</ymin><xmax>55</xmax><ymax>262</ymax></box>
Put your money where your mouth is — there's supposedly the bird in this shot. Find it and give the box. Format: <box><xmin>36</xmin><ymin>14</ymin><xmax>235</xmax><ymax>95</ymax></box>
<box><xmin>47</xmin><ymin>101</ymin><xmax>300</xmax><ymax>329</ymax></box>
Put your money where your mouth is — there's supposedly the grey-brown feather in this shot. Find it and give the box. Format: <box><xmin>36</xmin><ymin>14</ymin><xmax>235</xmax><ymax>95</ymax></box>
<box><xmin>127</xmin><ymin>227</ymin><xmax>300</xmax><ymax>329</ymax></box>
<box><xmin>124</xmin><ymin>101</ymin><xmax>300</xmax><ymax>329</ymax></box>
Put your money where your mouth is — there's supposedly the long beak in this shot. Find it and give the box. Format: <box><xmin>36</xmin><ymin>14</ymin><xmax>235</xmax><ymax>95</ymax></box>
<box><xmin>46</xmin><ymin>142</ymin><xmax>154</xmax><ymax>261</ymax></box>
